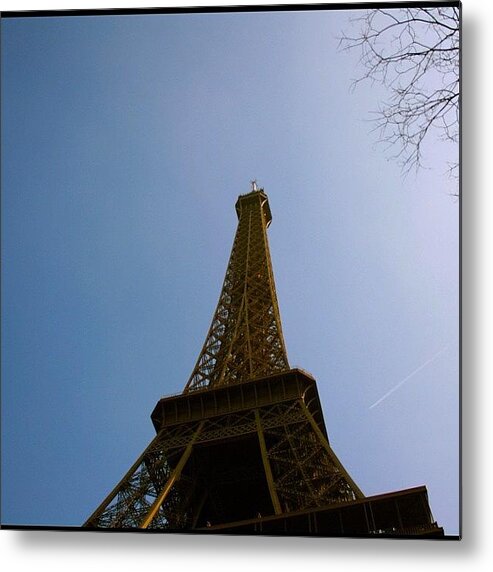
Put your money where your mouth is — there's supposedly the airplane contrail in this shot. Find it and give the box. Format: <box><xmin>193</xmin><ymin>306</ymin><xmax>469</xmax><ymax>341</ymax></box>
<box><xmin>369</xmin><ymin>345</ymin><xmax>449</xmax><ymax>410</ymax></box>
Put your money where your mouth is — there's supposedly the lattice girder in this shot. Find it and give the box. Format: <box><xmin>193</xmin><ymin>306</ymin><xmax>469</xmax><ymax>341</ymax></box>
<box><xmin>185</xmin><ymin>190</ymin><xmax>289</xmax><ymax>392</ymax></box>
<box><xmin>84</xmin><ymin>375</ymin><xmax>363</xmax><ymax>529</ymax></box>
<box><xmin>83</xmin><ymin>188</ymin><xmax>446</xmax><ymax>535</ymax></box>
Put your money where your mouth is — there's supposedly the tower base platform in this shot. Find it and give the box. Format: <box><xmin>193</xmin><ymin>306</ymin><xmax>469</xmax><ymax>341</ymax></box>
<box><xmin>196</xmin><ymin>486</ymin><xmax>444</xmax><ymax>537</ymax></box>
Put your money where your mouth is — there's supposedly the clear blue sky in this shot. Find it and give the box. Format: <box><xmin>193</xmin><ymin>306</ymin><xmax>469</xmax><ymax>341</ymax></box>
<box><xmin>1</xmin><ymin>9</ymin><xmax>459</xmax><ymax>534</ymax></box>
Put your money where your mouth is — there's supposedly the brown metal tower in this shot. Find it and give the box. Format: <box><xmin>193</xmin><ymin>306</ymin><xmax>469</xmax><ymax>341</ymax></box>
<box><xmin>84</xmin><ymin>185</ymin><xmax>443</xmax><ymax>536</ymax></box>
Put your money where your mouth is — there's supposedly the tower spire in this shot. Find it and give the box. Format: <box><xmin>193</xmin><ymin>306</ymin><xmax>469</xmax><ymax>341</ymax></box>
<box><xmin>184</xmin><ymin>187</ymin><xmax>288</xmax><ymax>392</ymax></box>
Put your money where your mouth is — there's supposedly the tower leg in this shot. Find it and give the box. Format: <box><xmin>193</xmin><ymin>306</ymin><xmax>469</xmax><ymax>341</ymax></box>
<box><xmin>255</xmin><ymin>409</ymin><xmax>282</xmax><ymax>515</ymax></box>
<box><xmin>84</xmin><ymin>432</ymin><xmax>164</xmax><ymax>527</ymax></box>
<box><xmin>139</xmin><ymin>421</ymin><xmax>204</xmax><ymax>529</ymax></box>
<box><xmin>299</xmin><ymin>400</ymin><xmax>364</xmax><ymax>499</ymax></box>
<box><xmin>191</xmin><ymin>488</ymin><xmax>209</xmax><ymax>529</ymax></box>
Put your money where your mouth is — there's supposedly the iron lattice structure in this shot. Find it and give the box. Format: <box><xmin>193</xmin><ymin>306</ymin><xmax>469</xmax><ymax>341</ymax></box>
<box><xmin>185</xmin><ymin>188</ymin><xmax>288</xmax><ymax>391</ymax></box>
<box><xmin>84</xmin><ymin>186</ymin><xmax>442</xmax><ymax>536</ymax></box>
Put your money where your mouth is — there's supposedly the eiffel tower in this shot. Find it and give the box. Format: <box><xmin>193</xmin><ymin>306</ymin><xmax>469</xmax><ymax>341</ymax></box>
<box><xmin>84</xmin><ymin>183</ymin><xmax>443</xmax><ymax>536</ymax></box>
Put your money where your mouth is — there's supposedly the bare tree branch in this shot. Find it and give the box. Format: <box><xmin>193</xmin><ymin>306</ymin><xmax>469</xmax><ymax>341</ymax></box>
<box><xmin>339</xmin><ymin>7</ymin><xmax>459</xmax><ymax>195</ymax></box>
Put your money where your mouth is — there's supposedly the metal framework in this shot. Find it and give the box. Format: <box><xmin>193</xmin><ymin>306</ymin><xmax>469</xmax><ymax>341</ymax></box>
<box><xmin>85</xmin><ymin>369</ymin><xmax>363</xmax><ymax>529</ymax></box>
<box><xmin>84</xmin><ymin>185</ymin><xmax>441</xmax><ymax>535</ymax></box>
<box><xmin>185</xmin><ymin>187</ymin><xmax>288</xmax><ymax>391</ymax></box>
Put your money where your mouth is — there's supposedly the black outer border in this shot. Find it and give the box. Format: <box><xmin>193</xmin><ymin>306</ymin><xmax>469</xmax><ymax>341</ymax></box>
<box><xmin>0</xmin><ymin>1</ymin><xmax>461</xmax><ymax>19</ymax></box>
<box><xmin>0</xmin><ymin>523</ymin><xmax>461</xmax><ymax>540</ymax></box>
<box><xmin>0</xmin><ymin>1</ymin><xmax>462</xmax><ymax>540</ymax></box>
<box><xmin>458</xmin><ymin>0</ymin><xmax>462</xmax><ymax>542</ymax></box>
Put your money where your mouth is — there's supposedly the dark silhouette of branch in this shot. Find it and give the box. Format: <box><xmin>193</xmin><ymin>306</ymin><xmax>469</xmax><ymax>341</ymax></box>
<box><xmin>339</xmin><ymin>7</ymin><xmax>459</xmax><ymax>194</ymax></box>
